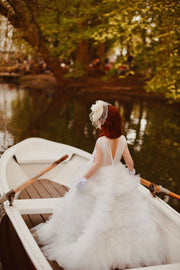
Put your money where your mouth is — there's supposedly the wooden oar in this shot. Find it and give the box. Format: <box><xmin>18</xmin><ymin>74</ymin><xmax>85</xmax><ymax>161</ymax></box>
<box><xmin>141</xmin><ymin>178</ymin><xmax>180</xmax><ymax>200</ymax></box>
<box><xmin>0</xmin><ymin>154</ymin><xmax>68</xmax><ymax>206</ymax></box>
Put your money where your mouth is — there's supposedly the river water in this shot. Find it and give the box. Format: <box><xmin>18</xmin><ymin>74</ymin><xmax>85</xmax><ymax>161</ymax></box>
<box><xmin>0</xmin><ymin>82</ymin><xmax>180</xmax><ymax>212</ymax></box>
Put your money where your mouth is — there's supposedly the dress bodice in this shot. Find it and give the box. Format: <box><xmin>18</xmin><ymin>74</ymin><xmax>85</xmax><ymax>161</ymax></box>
<box><xmin>95</xmin><ymin>135</ymin><xmax>127</xmax><ymax>166</ymax></box>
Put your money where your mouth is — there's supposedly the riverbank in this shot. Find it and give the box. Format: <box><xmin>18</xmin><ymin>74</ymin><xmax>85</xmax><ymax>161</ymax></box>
<box><xmin>18</xmin><ymin>73</ymin><xmax>164</xmax><ymax>100</ymax></box>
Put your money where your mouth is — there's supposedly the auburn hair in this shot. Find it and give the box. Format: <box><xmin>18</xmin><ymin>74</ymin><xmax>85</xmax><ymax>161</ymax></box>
<box><xmin>99</xmin><ymin>105</ymin><xmax>122</xmax><ymax>138</ymax></box>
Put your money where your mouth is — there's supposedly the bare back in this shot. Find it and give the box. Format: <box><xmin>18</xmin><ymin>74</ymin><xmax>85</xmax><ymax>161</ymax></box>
<box><xmin>96</xmin><ymin>135</ymin><xmax>127</xmax><ymax>166</ymax></box>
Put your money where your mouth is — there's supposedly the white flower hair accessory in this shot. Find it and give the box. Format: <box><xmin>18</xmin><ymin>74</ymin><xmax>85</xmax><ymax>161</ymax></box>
<box><xmin>89</xmin><ymin>100</ymin><xmax>109</xmax><ymax>128</ymax></box>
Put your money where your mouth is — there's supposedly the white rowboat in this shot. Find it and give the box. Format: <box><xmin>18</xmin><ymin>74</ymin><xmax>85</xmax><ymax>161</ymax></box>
<box><xmin>0</xmin><ymin>137</ymin><xmax>180</xmax><ymax>270</ymax></box>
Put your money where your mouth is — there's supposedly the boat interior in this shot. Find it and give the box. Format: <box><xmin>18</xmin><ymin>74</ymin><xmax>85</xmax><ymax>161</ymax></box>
<box><xmin>1</xmin><ymin>138</ymin><xmax>180</xmax><ymax>270</ymax></box>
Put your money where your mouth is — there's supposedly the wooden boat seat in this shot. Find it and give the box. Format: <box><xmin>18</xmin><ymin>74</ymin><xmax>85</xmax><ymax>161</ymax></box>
<box><xmin>14</xmin><ymin>150</ymin><xmax>73</xmax><ymax>164</ymax></box>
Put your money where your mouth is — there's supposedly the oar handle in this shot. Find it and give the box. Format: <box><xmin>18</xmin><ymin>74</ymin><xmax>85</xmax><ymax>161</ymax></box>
<box><xmin>141</xmin><ymin>178</ymin><xmax>180</xmax><ymax>200</ymax></box>
<box><xmin>52</xmin><ymin>155</ymin><xmax>69</xmax><ymax>165</ymax></box>
<box><xmin>168</xmin><ymin>191</ymin><xmax>180</xmax><ymax>200</ymax></box>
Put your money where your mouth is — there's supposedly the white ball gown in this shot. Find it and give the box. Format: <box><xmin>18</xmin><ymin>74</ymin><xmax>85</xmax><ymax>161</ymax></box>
<box><xmin>32</xmin><ymin>135</ymin><xmax>166</xmax><ymax>270</ymax></box>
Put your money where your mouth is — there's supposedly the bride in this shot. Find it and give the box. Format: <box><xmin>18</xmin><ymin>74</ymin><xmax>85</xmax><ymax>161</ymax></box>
<box><xmin>32</xmin><ymin>100</ymin><xmax>166</xmax><ymax>270</ymax></box>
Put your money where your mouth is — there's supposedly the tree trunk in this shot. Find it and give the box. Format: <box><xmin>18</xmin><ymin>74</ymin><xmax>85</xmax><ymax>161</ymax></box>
<box><xmin>97</xmin><ymin>43</ymin><xmax>105</xmax><ymax>72</ymax></box>
<box><xmin>75</xmin><ymin>21</ymin><xmax>89</xmax><ymax>71</ymax></box>
<box><xmin>75</xmin><ymin>39</ymin><xmax>89</xmax><ymax>68</ymax></box>
<box><xmin>0</xmin><ymin>1</ymin><xmax>64</xmax><ymax>86</ymax></box>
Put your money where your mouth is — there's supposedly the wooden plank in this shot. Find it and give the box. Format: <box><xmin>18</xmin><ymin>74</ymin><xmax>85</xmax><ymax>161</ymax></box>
<box><xmin>28</xmin><ymin>214</ymin><xmax>45</xmax><ymax>227</ymax></box>
<box><xmin>41</xmin><ymin>213</ymin><xmax>51</xmax><ymax>222</ymax></box>
<box><xmin>39</xmin><ymin>180</ymin><xmax>62</xmax><ymax>198</ymax></box>
<box><xmin>62</xmin><ymin>185</ymin><xmax>69</xmax><ymax>192</ymax></box>
<box><xmin>50</xmin><ymin>181</ymin><xmax>68</xmax><ymax>196</ymax></box>
<box><xmin>48</xmin><ymin>260</ymin><xmax>63</xmax><ymax>270</ymax></box>
<box><xmin>32</xmin><ymin>181</ymin><xmax>52</xmax><ymax>198</ymax></box>
<box><xmin>18</xmin><ymin>188</ymin><xmax>31</xmax><ymax>199</ymax></box>
<box><xmin>18</xmin><ymin>179</ymin><xmax>67</xmax><ymax>199</ymax></box>
<box><xmin>22</xmin><ymin>213</ymin><xmax>50</xmax><ymax>229</ymax></box>
<box><xmin>25</xmin><ymin>183</ymin><xmax>42</xmax><ymax>199</ymax></box>
<box><xmin>22</xmin><ymin>214</ymin><xmax>34</xmax><ymax>229</ymax></box>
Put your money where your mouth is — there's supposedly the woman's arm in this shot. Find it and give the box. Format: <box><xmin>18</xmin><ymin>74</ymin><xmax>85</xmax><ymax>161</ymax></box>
<box><xmin>122</xmin><ymin>144</ymin><xmax>134</xmax><ymax>172</ymax></box>
<box><xmin>76</xmin><ymin>142</ymin><xmax>103</xmax><ymax>189</ymax></box>
<box><xmin>83</xmin><ymin>142</ymin><xmax>103</xmax><ymax>179</ymax></box>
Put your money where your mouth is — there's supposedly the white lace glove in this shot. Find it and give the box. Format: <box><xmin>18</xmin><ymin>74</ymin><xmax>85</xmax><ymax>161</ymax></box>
<box><xmin>129</xmin><ymin>168</ymin><xmax>136</xmax><ymax>175</ymax></box>
<box><xmin>76</xmin><ymin>177</ymin><xmax>87</xmax><ymax>189</ymax></box>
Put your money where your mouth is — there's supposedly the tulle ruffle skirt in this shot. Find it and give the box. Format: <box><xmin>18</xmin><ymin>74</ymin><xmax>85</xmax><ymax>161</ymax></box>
<box><xmin>32</xmin><ymin>163</ymin><xmax>166</xmax><ymax>270</ymax></box>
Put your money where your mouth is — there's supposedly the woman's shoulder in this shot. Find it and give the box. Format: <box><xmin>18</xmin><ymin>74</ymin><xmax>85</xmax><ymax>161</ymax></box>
<box><xmin>118</xmin><ymin>135</ymin><xmax>127</xmax><ymax>147</ymax></box>
<box><xmin>96</xmin><ymin>136</ymin><xmax>105</xmax><ymax>145</ymax></box>
<box><xmin>119</xmin><ymin>134</ymin><xmax>127</xmax><ymax>142</ymax></box>
<box><xmin>96</xmin><ymin>135</ymin><xmax>127</xmax><ymax>144</ymax></box>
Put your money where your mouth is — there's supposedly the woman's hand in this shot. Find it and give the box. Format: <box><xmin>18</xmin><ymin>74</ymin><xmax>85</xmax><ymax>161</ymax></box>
<box><xmin>129</xmin><ymin>168</ymin><xmax>136</xmax><ymax>175</ymax></box>
<box><xmin>76</xmin><ymin>177</ymin><xmax>87</xmax><ymax>189</ymax></box>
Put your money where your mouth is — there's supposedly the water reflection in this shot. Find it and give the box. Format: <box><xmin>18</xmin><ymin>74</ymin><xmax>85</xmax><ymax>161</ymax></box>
<box><xmin>0</xmin><ymin>84</ymin><xmax>18</xmax><ymax>152</ymax></box>
<box><xmin>0</xmin><ymin>83</ymin><xmax>180</xmax><ymax>212</ymax></box>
